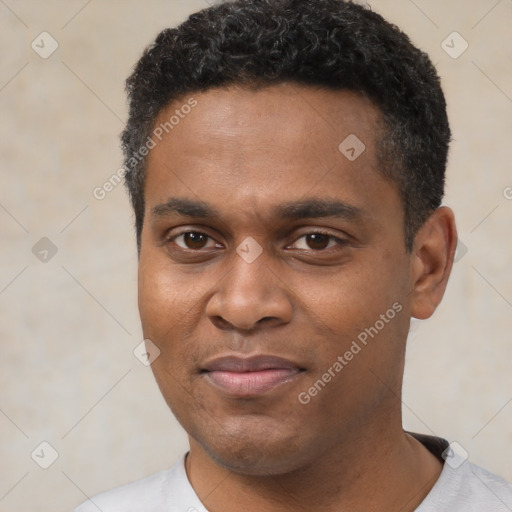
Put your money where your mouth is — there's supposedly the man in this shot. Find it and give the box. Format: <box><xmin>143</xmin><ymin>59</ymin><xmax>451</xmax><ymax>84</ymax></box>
<box><xmin>75</xmin><ymin>0</ymin><xmax>512</xmax><ymax>510</ymax></box>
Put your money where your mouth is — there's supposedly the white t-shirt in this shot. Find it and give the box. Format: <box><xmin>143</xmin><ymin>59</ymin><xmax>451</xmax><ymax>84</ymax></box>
<box><xmin>73</xmin><ymin>437</ymin><xmax>512</xmax><ymax>512</ymax></box>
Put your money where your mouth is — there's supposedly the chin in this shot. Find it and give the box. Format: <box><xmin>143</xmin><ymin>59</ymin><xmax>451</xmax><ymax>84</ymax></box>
<box><xmin>191</xmin><ymin>415</ymin><xmax>317</xmax><ymax>476</ymax></box>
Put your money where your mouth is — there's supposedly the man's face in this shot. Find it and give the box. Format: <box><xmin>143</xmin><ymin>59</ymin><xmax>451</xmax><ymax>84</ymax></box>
<box><xmin>138</xmin><ymin>84</ymin><xmax>415</xmax><ymax>475</ymax></box>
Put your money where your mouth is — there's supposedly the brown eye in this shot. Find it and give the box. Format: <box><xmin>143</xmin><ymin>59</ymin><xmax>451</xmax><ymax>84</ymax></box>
<box><xmin>290</xmin><ymin>232</ymin><xmax>346</xmax><ymax>251</ymax></box>
<box><xmin>172</xmin><ymin>232</ymin><xmax>216</xmax><ymax>250</ymax></box>
<box><xmin>184</xmin><ymin>232</ymin><xmax>208</xmax><ymax>249</ymax></box>
<box><xmin>305</xmin><ymin>233</ymin><xmax>330</xmax><ymax>250</ymax></box>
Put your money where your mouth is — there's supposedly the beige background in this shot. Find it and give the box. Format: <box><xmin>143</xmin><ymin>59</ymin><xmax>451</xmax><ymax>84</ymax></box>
<box><xmin>0</xmin><ymin>0</ymin><xmax>511</xmax><ymax>510</ymax></box>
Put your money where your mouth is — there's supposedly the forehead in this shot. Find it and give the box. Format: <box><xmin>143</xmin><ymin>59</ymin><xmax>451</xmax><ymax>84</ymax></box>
<box><xmin>144</xmin><ymin>83</ymin><xmax>399</xmax><ymax>226</ymax></box>
<box><xmin>151</xmin><ymin>83</ymin><xmax>382</xmax><ymax>156</ymax></box>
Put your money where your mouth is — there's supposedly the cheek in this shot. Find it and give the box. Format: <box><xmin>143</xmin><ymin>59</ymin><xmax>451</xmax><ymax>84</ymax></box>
<box><xmin>138</xmin><ymin>254</ymin><xmax>199</xmax><ymax>336</ymax></box>
<box><xmin>137</xmin><ymin>255</ymin><xmax>213</xmax><ymax>378</ymax></box>
<box><xmin>138</xmin><ymin>262</ymin><xmax>174</xmax><ymax>336</ymax></box>
<box><xmin>301</xmin><ymin>261</ymin><xmax>402</xmax><ymax>332</ymax></box>
<box><xmin>297</xmin><ymin>257</ymin><xmax>409</xmax><ymax>380</ymax></box>
<box><xmin>138</xmin><ymin>262</ymin><xmax>200</xmax><ymax>404</ymax></box>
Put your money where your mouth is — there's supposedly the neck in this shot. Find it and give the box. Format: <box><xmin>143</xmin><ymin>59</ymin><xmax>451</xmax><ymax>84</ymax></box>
<box><xmin>185</xmin><ymin>419</ymin><xmax>443</xmax><ymax>512</ymax></box>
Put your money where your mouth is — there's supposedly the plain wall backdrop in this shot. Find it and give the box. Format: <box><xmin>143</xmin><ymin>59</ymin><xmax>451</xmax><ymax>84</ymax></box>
<box><xmin>1</xmin><ymin>0</ymin><xmax>511</xmax><ymax>510</ymax></box>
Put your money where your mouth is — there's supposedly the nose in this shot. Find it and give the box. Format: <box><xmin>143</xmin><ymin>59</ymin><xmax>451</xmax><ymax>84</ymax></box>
<box><xmin>205</xmin><ymin>250</ymin><xmax>293</xmax><ymax>332</ymax></box>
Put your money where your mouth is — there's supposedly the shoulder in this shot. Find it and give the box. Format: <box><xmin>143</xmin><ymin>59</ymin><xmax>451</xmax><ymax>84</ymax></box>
<box><xmin>73</xmin><ymin>469</ymin><xmax>171</xmax><ymax>512</ymax></box>
<box><xmin>465</xmin><ymin>462</ymin><xmax>512</xmax><ymax>506</ymax></box>
<box><xmin>419</xmin><ymin>453</ymin><xmax>512</xmax><ymax>511</ymax></box>
<box><xmin>72</xmin><ymin>456</ymin><xmax>200</xmax><ymax>512</ymax></box>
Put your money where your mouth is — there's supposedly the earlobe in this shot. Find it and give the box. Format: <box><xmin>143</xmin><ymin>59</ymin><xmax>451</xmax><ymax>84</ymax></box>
<box><xmin>409</xmin><ymin>207</ymin><xmax>458</xmax><ymax>320</ymax></box>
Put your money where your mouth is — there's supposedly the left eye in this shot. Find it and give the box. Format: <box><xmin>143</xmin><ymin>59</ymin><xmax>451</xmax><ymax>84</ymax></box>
<box><xmin>290</xmin><ymin>233</ymin><xmax>344</xmax><ymax>251</ymax></box>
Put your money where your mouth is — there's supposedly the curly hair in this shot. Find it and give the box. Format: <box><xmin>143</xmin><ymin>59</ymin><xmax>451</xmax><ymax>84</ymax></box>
<box><xmin>122</xmin><ymin>0</ymin><xmax>450</xmax><ymax>252</ymax></box>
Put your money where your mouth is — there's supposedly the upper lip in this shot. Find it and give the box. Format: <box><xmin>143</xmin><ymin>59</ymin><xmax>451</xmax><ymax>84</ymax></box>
<box><xmin>202</xmin><ymin>355</ymin><xmax>303</xmax><ymax>373</ymax></box>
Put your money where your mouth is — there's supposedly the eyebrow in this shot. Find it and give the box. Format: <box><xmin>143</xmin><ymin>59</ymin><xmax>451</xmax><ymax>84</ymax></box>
<box><xmin>274</xmin><ymin>199</ymin><xmax>363</xmax><ymax>221</ymax></box>
<box><xmin>152</xmin><ymin>198</ymin><xmax>219</xmax><ymax>219</ymax></box>
<box><xmin>151</xmin><ymin>197</ymin><xmax>363</xmax><ymax>222</ymax></box>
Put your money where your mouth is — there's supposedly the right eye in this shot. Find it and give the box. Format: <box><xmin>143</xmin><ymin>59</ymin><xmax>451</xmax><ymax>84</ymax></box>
<box><xmin>166</xmin><ymin>231</ymin><xmax>222</xmax><ymax>251</ymax></box>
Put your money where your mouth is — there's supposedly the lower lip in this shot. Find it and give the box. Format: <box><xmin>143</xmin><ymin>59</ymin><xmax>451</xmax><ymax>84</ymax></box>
<box><xmin>204</xmin><ymin>369</ymin><xmax>302</xmax><ymax>396</ymax></box>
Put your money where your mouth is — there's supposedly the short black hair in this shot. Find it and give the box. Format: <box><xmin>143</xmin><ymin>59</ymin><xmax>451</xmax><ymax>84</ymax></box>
<box><xmin>122</xmin><ymin>0</ymin><xmax>450</xmax><ymax>252</ymax></box>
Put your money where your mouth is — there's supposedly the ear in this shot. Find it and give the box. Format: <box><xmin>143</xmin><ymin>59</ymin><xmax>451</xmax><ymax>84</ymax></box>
<box><xmin>409</xmin><ymin>206</ymin><xmax>458</xmax><ymax>320</ymax></box>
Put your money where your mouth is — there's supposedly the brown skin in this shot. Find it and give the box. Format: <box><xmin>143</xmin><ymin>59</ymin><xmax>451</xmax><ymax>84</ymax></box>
<box><xmin>138</xmin><ymin>83</ymin><xmax>457</xmax><ymax>511</ymax></box>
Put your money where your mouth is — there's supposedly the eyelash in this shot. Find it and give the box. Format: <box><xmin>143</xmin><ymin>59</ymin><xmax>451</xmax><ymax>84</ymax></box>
<box><xmin>165</xmin><ymin>230</ymin><xmax>348</xmax><ymax>252</ymax></box>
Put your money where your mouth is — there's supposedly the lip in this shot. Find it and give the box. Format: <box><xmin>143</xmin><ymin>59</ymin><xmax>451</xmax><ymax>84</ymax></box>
<box><xmin>201</xmin><ymin>355</ymin><xmax>305</xmax><ymax>396</ymax></box>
